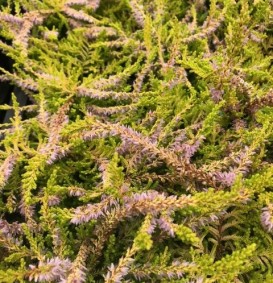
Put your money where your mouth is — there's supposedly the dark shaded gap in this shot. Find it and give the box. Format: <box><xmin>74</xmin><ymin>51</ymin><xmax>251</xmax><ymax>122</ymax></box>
<box><xmin>0</xmin><ymin>51</ymin><xmax>29</xmax><ymax>124</ymax></box>
<box><xmin>0</xmin><ymin>50</ymin><xmax>13</xmax><ymax>123</ymax></box>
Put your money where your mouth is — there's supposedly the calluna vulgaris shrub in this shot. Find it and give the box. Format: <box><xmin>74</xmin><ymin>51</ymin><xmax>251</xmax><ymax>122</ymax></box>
<box><xmin>0</xmin><ymin>0</ymin><xmax>272</xmax><ymax>282</ymax></box>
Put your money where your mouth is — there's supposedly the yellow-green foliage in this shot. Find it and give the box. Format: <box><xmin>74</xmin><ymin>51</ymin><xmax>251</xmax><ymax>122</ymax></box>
<box><xmin>0</xmin><ymin>0</ymin><xmax>272</xmax><ymax>282</ymax></box>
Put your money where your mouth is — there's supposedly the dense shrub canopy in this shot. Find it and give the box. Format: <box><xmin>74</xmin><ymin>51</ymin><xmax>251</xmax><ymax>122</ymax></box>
<box><xmin>0</xmin><ymin>0</ymin><xmax>273</xmax><ymax>282</ymax></box>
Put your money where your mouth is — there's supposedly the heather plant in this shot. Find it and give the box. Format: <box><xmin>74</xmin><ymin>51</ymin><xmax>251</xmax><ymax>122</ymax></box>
<box><xmin>0</xmin><ymin>0</ymin><xmax>272</xmax><ymax>282</ymax></box>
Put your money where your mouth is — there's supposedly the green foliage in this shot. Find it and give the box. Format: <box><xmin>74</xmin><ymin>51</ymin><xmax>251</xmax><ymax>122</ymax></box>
<box><xmin>174</xmin><ymin>224</ymin><xmax>199</xmax><ymax>245</ymax></box>
<box><xmin>0</xmin><ymin>0</ymin><xmax>272</xmax><ymax>282</ymax></box>
<box><xmin>210</xmin><ymin>244</ymin><xmax>256</xmax><ymax>283</ymax></box>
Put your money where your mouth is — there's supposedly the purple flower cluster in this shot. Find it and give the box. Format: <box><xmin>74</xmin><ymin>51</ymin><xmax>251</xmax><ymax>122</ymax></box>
<box><xmin>123</xmin><ymin>191</ymin><xmax>191</xmax><ymax>217</ymax></box>
<box><xmin>28</xmin><ymin>257</ymin><xmax>72</xmax><ymax>282</ymax></box>
<box><xmin>210</xmin><ymin>88</ymin><xmax>224</xmax><ymax>103</ymax></box>
<box><xmin>157</xmin><ymin>214</ymin><xmax>175</xmax><ymax>237</ymax></box>
<box><xmin>19</xmin><ymin>199</ymin><xmax>35</xmax><ymax>218</ymax></box>
<box><xmin>232</xmin><ymin>146</ymin><xmax>254</xmax><ymax>175</ymax></box>
<box><xmin>81</xmin><ymin>129</ymin><xmax>110</xmax><ymax>141</ymax></box>
<box><xmin>48</xmin><ymin>195</ymin><xmax>61</xmax><ymax>206</ymax></box>
<box><xmin>46</xmin><ymin>145</ymin><xmax>69</xmax><ymax>165</ymax></box>
<box><xmin>132</xmin><ymin>260</ymin><xmax>197</xmax><ymax>281</ymax></box>
<box><xmin>128</xmin><ymin>0</ymin><xmax>145</xmax><ymax>28</ymax></box>
<box><xmin>71</xmin><ymin>196</ymin><xmax>117</xmax><ymax>224</ymax></box>
<box><xmin>146</xmin><ymin>217</ymin><xmax>157</xmax><ymax>235</ymax></box>
<box><xmin>104</xmin><ymin>245</ymin><xmax>137</xmax><ymax>283</ymax></box>
<box><xmin>188</xmin><ymin>278</ymin><xmax>204</xmax><ymax>283</ymax></box>
<box><xmin>105</xmin><ymin>262</ymin><xmax>133</xmax><ymax>283</ymax></box>
<box><xmin>0</xmin><ymin>219</ymin><xmax>22</xmax><ymax>239</ymax></box>
<box><xmin>150</xmin><ymin>119</ymin><xmax>165</xmax><ymax>143</ymax></box>
<box><xmin>261</xmin><ymin>205</ymin><xmax>273</xmax><ymax>233</ymax></box>
<box><xmin>169</xmin><ymin>131</ymin><xmax>205</xmax><ymax>161</ymax></box>
<box><xmin>159</xmin><ymin>261</ymin><xmax>196</xmax><ymax>280</ymax></box>
<box><xmin>68</xmin><ymin>186</ymin><xmax>86</xmax><ymax>197</ymax></box>
<box><xmin>62</xmin><ymin>264</ymin><xmax>87</xmax><ymax>283</ymax></box>
<box><xmin>0</xmin><ymin>12</ymin><xmax>23</xmax><ymax>24</ymax></box>
<box><xmin>0</xmin><ymin>154</ymin><xmax>17</xmax><ymax>188</ymax></box>
<box><xmin>89</xmin><ymin>104</ymin><xmax>137</xmax><ymax>117</ymax></box>
<box><xmin>192</xmin><ymin>212</ymin><xmax>223</xmax><ymax>230</ymax></box>
<box><xmin>91</xmin><ymin>73</ymin><xmax>124</xmax><ymax>90</ymax></box>
<box><xmin>214</xmin><ymin>171</ymin><xmax>236</xmax><ymax>187</ymax></box>
<box><xmin>65</xmin><ymin>0</ymin><xmax>100</xmax><ymax>9</ymax></box>
<box><xmin>38</xmin><ymin>105</ymin><xmax>70</xmax><ymax>165</ymax></box>
<box><xmin>77</xmin><ymin>86</ymin><xmax>137</xmax><ymax>100</ymax></box>
<box><xmin>62</xmin><ymin>7</ymin><xmax>97</xmax><ymax>24</ymax></box>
